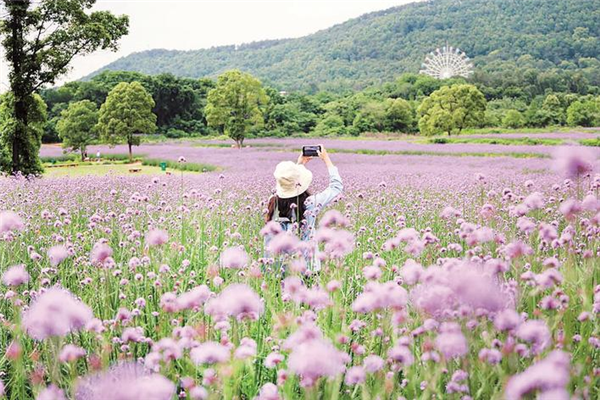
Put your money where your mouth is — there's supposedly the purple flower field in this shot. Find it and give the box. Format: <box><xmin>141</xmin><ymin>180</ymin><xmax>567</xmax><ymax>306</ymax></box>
<box><xmin>2</xmin><ymin>140</ymin><xmax>599</xmax><ymax>399</ymax></box>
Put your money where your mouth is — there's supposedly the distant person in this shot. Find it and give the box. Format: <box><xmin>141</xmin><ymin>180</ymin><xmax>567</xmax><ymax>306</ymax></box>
<box><xmin>96</xmin><ymin>151</ymin><xmax>101</xmax><ymax>161</ymax></box>
<box><xmin>264</xmin><ymin>145</ymin><xmax>343</xmax><ymax>272</ymax></box>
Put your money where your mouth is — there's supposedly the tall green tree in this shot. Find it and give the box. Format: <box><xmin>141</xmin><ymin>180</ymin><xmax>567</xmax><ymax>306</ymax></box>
<box><xmin>0</xmin><ymin>0</ymin><xmax>129</xmax><ymax>175</ymax></box>
<box><xmin>56</xmin><ymin>100</ymin><xmax>98</xmax><ymax>160</ymax></box>
<box><xmin>566</xmin><ymin>98</ymin><xmax>599</xmax><ymax>127</ymax></box>
<box><xmin>0</xmin><ymin>93</ymin><xmax>47</xmax><ymax>173</ymax></box>
<box><xmin>97</xmin><ymin>82</ymin><xmax>157</xmax><ymax>161</ymax></box>
<box><xmin>541</xmin><ymin>94</ymin><xmax>566</xmax><ymax>125</ymax></box>
<box><xmin>385</xmin><ymin>98</ymin><xmax>414</xmax><ymax>132</ymax></box>
<box><xmin>502</xmin><ymin>110</ymin><xmax>526</xmax><ymax>129</ymax></box>
<box><xmin>417</xmin><ymin>84</ymin><xmax>487</xmax><ymax>136</ymax></box>
<box><xmin>206</xmin><ymin>70</ymin><xmax>268</xmax><ymax>148</ymax></box>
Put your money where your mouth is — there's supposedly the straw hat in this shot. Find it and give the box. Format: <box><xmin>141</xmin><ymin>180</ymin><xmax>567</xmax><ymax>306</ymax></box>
<box><xmin>273</xmin><ymin>161</ymin><xmax>313</xmax><ymax>199</ymax></box>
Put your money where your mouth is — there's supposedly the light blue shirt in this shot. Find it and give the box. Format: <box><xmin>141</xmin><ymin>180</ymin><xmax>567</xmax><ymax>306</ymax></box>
<box><xmin>265</xmin><ymin>166</ymin><xmax>343</xmax><ymax>271</ymax></box>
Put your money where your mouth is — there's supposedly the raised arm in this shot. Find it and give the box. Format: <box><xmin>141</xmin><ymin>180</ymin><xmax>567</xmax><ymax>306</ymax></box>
<box><xmin>313</xmin><ymin>145</ymin><xmax>343</xmax><ymax>208</ymax></box>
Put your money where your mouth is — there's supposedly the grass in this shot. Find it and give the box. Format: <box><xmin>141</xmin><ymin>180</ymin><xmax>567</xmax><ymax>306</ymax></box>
<box><xmin>42</xmin><ymin>153</ymin><xmax>217</xmax><ymax>176</ymax></box>
<box><xmin>580</xmin><ymin>138</ymin><xmax>600</xmax><ymax>147</ymax></box>
<box><xmin>40</xmin><ymin>153</ymin><xmax>142</xmax><ymax>164</ymax></box>
<box><xmin>142</xmin><ymin>158</ymin><xmax>217</xmax><ymax>172</ymax></box>
<box><xmin>460</xmin><ymin>126</ymin><xmax>576</xmax><ymax>135</ymax></box>
<box><xmin>43</xmin><ymin>163</ymin><xmax>181</xmax><ymax>177</ymax></box>
<box><xmin>425</xmin><ymin>137</ymin><xmax>565</xmax><ymax>146</ymax></box>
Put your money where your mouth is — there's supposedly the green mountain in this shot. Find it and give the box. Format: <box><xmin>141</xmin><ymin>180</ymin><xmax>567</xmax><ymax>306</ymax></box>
<box><xmin>89</xmin><ymin>0</ymin><xmax>599</xmax><ymax>92</ymax></box>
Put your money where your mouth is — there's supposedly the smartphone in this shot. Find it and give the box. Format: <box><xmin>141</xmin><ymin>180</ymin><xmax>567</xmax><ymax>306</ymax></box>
<box><xmin>302</xmin><ymin>145</ymin><xmax>321</xmax><ymax>157</ymax></box>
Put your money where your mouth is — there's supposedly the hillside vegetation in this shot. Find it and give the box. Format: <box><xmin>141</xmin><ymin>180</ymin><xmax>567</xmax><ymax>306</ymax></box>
<box><xmin>89</xmin><ymin>0</ymin><xmax>600</xmax><ymax>92</ymax></box>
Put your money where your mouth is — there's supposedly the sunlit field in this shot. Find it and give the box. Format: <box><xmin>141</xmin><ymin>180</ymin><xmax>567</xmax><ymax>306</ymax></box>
<box><xmin>1</xmin><ymin>137</ymin><xmax>599</xmax><ymax>399</ymax></box>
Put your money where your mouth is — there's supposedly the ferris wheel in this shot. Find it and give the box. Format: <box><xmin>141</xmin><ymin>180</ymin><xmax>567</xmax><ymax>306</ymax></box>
<box><xmin>419</xmin><ymin>45</ymin><xmax>473</xmax><ymax>79</ymax></box>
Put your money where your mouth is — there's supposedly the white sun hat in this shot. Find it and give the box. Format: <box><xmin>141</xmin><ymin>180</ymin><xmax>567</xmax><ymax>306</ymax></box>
<box><xmin>273</xmin><ymin>161</ymin><xmax>313</xmax><ymax>199</ymax></box>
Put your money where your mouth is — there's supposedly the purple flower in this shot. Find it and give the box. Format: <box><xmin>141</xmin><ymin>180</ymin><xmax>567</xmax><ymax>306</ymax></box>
<box><xmin>505</xmin><ymin>350</ymin><xmax>570</xmax><ymax>399</ymax></box>
<box><xmin>205</xmin><ymin>283</ymin><xmax>264</xmax><ymax>321</ymax></box>
<box><xmin>22</xmin><ymin>287</ymin><xmax>93</xmax><ymax>340</ymax></box>
<box><xmin>220</xmin><ymin>246</ymin><xmax>249</xmax><ymax>269</ymax></box>
<box><xmin>122</xmin><ymin>327</ymin><xmax>145</xmax><ymax>343</ymax></box>
<box><xmin>558</xmin><ymin>199</ymin><xmax>582</xmax><ymax>220</ymax></box>
<box><xmin>494</xmin><ymin>309</ymin><xmax>521</xmax><ymax>331</ymax></box>
<box><xmin>264</xmin><ymin>352</ymin><xmax>284</xmax><ymax>369</ymax></box>
<box><xmin>287</xmin><ymin>336</ymin><xmax>349</xmax><ymax>387</ymax></box>
<box><xmin>175</xmin><ymin>285</ymin><xmax>212</xmax><ymax>311</ymax></box>
<box><xmin>0</xmin><ymin>210</ymin><xmax>24</xmax><ymax>233</ymax></box>
<box><xmin>2</xmin><ymin>264</ymin><xmax>30</xmax><ymax>286</ymax></box>
<box><xmin>48</xmin><ymin>245</ymin><xmax>69</xmax><ymax>267</ymax></box>
<box><xmin>363</xmin><ymin>354</ymin><xmax>385</xmax><ymax>373</ymax></box>
<box><xmin>553</xmin><ymin>146</ymin><xmax>595</xmax><ymax>179</ymax></box>
<box><xmin>146</xmin><ymin>229</ymin><xmax>169</xmax><ymax>247</ymax></box>
<box><xmin>478</xmin><ymin>348</ymin><xmax>502</xmax><ymax>365</ymax></box>
<box><xmin>387</xmin><ymin>345</ymin><xmax>414</xmax><ymax>366</ymax></box>
<box><xmin>75</xmin><ymin>362</ymin><xmax>175</xmax><ymax>400</ymax></box>
<box><xmin>37</xmin><ymin>384</ymin><xmax>66</xmax><ymax>400</ymax></box>
<box><xmin>435</xmin><ymin>325</ymin><xmax>468</xmax><ymax>359</ymax></box>
<box><xmin>59</xmin><ymin>344</ymin><xmax>86</xmax><ymax>363</ymax></box>
<box><xmin>256</xmin><ymin>383</ymin><xmax>280</xmax><ymax>400</ymax></box>
<box><xmin>504</xmin><ymin>241</ymin><xmax>533</xmax><ymax>260</ymax></box>
<box><xmin>352</xmin><ymin>281</ymin><xmax>408</xmax><ymax>313</ymax></box>
<box><xmin>516</xmin><ymin>320</ymin><xmax>551</xmax><ymax>354</ymax></box>
<box><xmin>190</xmin><ymin>342</ymin><xmax>230</xmax><ymax>365</ymax></box>
<box><xmin>319</xmin><ymin>209</ymin><xmax>350</xmax><ymax>228</ymax></box>
<box><xmin>316</xmin><ymin>227</ymin><xmax>355</xmax><ymax>258</ymax></box>
<box><xmin>267</xmin><ymin>232</ymin><xmax>299</xmax><ymax>255</ymax></box>
<box><xmin>344</xmin><ymin>366</ymin><xmax>366</xmax><ymax>385</ymax></box>
<box><xmin>90</xmin><ymin>242</ymin><xmax>113</xmax><ymax>265</ymax></box>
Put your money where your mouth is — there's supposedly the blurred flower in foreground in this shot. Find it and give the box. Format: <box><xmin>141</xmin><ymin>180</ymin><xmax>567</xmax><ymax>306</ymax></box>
<box><xmin>505</xmin><ymin>350</ymin><xmax>570</xmax><ymax>399</ymax></box>
<box><xmin>75</xmin><ymin>362</ymin><xmax>175</xmax><ymax>400</ymax></box>
<box><xmin>0</xmin><ymin>210</ymin><xmax>24</xmax><ymax>233</ymax></box>
<box><xmin>553</xmin><ymin>146</ymin><xmax>595</xmax><ymax>180</ymax></box>
<box><xmin>22</xmin><ymin>287</ymin><xmax>93</xmax><ymax>340</ymax></box>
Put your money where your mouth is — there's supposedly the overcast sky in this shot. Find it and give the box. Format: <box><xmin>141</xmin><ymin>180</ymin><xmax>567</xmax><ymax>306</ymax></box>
<box><xmin>0</xmin><ymin>0</ymin><xmax>418</xmax><ymax>90</ymax></box>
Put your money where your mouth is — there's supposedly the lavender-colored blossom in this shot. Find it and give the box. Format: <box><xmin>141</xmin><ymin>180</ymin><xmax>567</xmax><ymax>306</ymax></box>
<box><xmin>344</xmin><ymin>366</ymin><xmax>366</xmax><ymax>385</ymax></box>
<box><xmin>504</xmin><ymin>350</ymin><xmax>570</xmax><ymax>399</ymax></box>
<box><xmin>256</xmin><ymin>383</ymin><xmax>280</xmax><ymax>400</ymax></box>
<box><xmin>516</xmin><ymin>320</ymin><xmax>551</xmax><ymax>354</ymax></box>
<box><xmin>220</xmin><ymin>246</ymin><xmax>249</xmax><ymax>269</ymax></box>
<box><xmin>205</xmin><ymin>283</ymin><xmax>264</xmax><ymax>321</ymax></box>
<box><xmin>175</xmin><ymin>285</ymin><xmax>212</xmax><ymax>311</ymax></box>
<box><xmin>59</xmin><ymin>344</ymin><xmax>86</xmax><ymax>363</ymax></box>
<box><xmin>387</xmin><ymin>345</ymin><xmax>414</xmax><ymax>366</ymax></box>
<box><xmin>37</xmin><ymin>384</ymin><xmax>66</xmax><ymax>400</ymax></box>
<box><xmin>146</xmin><ymin>229</ymin><xmax>169</xmax><ymax>246</ymax></box>
<box><xmin>22</xmin><ymin>287</ymin><xmax>93</xmax><ymax>340</ymax></box>
<box><xmin>190</xmin><ymin>342</ymin><xmax>230</xmax><ymax>365</ymax></box>
<box><xmin>363</xmin><ymin>354</ymin><xmax>385</xmax><ymax>373</ymax></box>
<box><xmin>435</xmin><ymin>326</ymin><xmax>468</xmax><ymax>359</ymax></box>
<box><xmin>75</xmin><ymin>362</ymin><xmax>175</xmax><ymax>400</ymax></box>
<box><xmin>0</xmin><ymin>210</ymin><xmax>24</xmax><ymax>233</ymax></box>
<box><xmin>287</xmin><ymin>336</ymin><xmax>349</xmax><ymax>387</ymax></box>
<box><xmin>2</xmin><ymin>264</ymin><xmax>30</xmax><ymax>286</ymax></box>
<box><xmin>90</xmin><ymin>242</ymin><xmax>113</xmax><ymax>265</ymax></box>
<box><xmin>494</xmin><ymin>309</ymin><xmax>521</xmax><ymax>331</ymax></box>
<box><xmin>48</xmin><ymin>245</ymin><xmax>69</xmax><ymax>267</ymax></box>
<box><xmin>553</xmin><ymin>146</ymin><xmax>595</xmax><ymax>180</ymax></box>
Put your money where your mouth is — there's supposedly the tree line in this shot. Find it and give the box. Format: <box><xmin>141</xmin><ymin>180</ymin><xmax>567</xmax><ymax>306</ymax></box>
<box><xmin>29</xmin><ymin>68</ymin><xmax>599</xmax><ymax>152</ymax></box>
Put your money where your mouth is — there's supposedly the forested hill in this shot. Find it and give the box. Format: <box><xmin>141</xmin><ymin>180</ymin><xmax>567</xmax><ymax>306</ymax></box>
<box><xmin>89</xmin><ymin>0</ymin><xmax>600</xmax><ymax>92</ymax></box>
